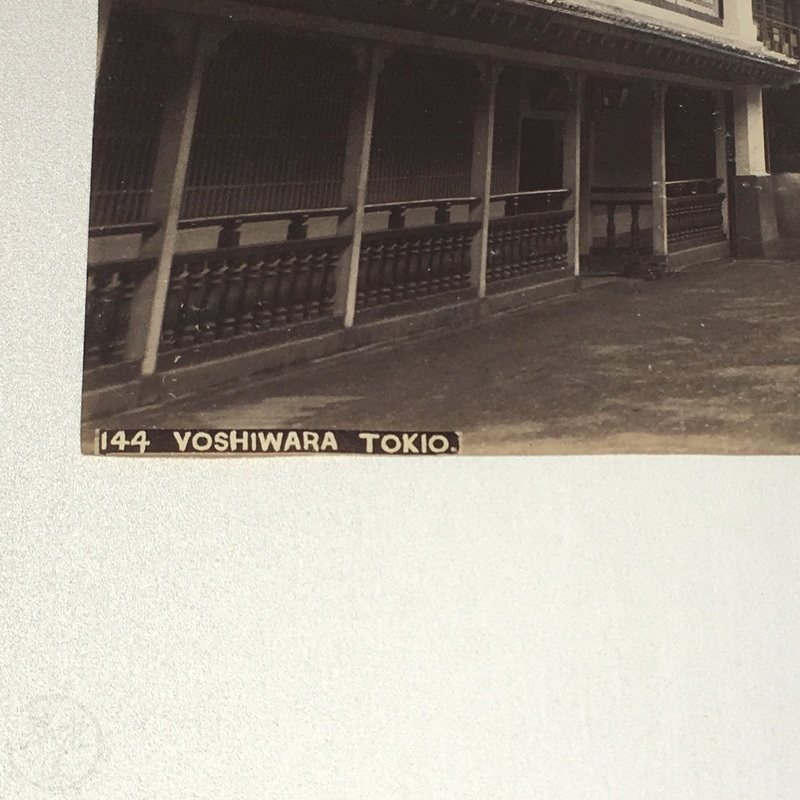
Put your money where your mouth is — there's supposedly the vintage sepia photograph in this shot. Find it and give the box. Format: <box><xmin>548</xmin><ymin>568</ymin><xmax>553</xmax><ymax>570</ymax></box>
<box><xmin>82</xmin><ymin>0</ymin><xmax>800</xmax><ymax>454</ymax></box>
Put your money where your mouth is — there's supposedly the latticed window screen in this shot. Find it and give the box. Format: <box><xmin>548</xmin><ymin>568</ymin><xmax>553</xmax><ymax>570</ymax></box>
<box><xmin>181</xmin><ymin>33</ymin><xmax>355</xmax><ymax>219</ymax></box>
<box><xmin>491</xmin><ymin>68</ymin><xmax>522</xmax><ymax>194</ymax></box>
<box><xmin>367</xmin><ymin>54</ymin><xmax>476</xmax><ymax>203</ymax></box>
<box><xmin>90</xmin><ymin>13</ymin><xmax>172</xmax><ymax>228</ymax></box>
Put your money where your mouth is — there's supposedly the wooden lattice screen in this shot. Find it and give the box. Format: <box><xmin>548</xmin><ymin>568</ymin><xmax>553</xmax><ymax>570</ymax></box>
<box><xmin>90</xmin><ymin>13</ymin><xmax>172</xmax><ymax>228</ymax></box>
<box><xmin>367</xmin><ymin>53</ymin><xmax>477</xmax><ymax>203</ymax></box>
<box><xmin>491</xmin><ymin>68</ymin><xmax>522</xmax><ymax>194</ymax></box>
<box><xmin>181</xmin><ymin>33</ymin><xmax>355</xmax><ymax>219</ymax></box>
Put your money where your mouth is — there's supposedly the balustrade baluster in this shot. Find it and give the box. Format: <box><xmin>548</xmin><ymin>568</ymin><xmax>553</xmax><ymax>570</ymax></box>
<box><xmin>255</xmin><ymin>254</ymin><xmax>282</xmax><ymax>330</ymax></box>
<box><xmin>288</xmin><ymin>249</ymin><xmax>314</xmax><ymax>322</ymax></box>
<box><xmin>320</xmin><ymin>247</ymin><xmax>339</xmax><ymax>316</ymax></box>
<box><xmin>427</xmin><ymin>232</ymin><xmax>443</xmax><ymax>294</ymax></box>
<box><xmin>391</xmin><ymin>237</ymin><xmax>409</xmax><ymax>302</ymax></box>
<box><xmin>630</xmin><ymin>203</ymin><xmax>641</xmax><ymax>252</ymax></box>
<box><xmin>306</xmin><ymin>246</ymin><xmax>327</xmax><ymax>319</ymax></box>
<box><xmin>606</xmin><ymin>202</ymin><xmax>617</xmax><ymax>251</ymax></box>
<box><xmin>380</xmin><ymin>239</ymin><xmax>398</xmax><ymax>304</ymax></box>
<box><xmin>199</xmin><ymin>260</ymin><xmax>227</xmax><ymax>342</ymax></box>
<box><xmin>272</xmin><ymin>252</ymin><xmax>296</xmax><ymax>325</ymax></box>
<box><xmin>217</xmin><ymin>259</ymin><xmax>248</xmax><ymax>338</ymax></box>
<box><xmin>458</xmin><ymin>230</ymin><xmax>471</xmax><ymax>288</ymax></box>
<box><xmin>161</xmin><ymin>262</ymin><xmax>191</xmax><ymax>351</ymax></box>
<box><xmin>441</xmin><ymin>231</ymin><xmax>457</xmax><ymax>291</ymax></box>
<box><xmin>414</xmin><ymin>234</ymin><xmax>433</xmax><ymax>297</ymax></box>
<box><xmin>237</xmin><ymin>258</ymin><xmax>266</xmax><ymax>333</ymax></box>
<box><xmin>405</xmin><ymin>234</ymin><xmax>422</xmax><ymax>298</ymax></box>
<box><xmin>85</xmin><ymin>270</ymin><xmax>119</xmax><ymax>366</ymax></box>
<box><xmin>504</xmin><ymin>225</ymin><xmax>516</xmax><ymax>279</ymax></box>
<box><xmin>365</xmin><ymin>241</ymin><xmax>384</xmax><ymax>307</ymax></box>
<box><xmin>109</xmin><ymin>267</ymin><xmax>140</xmax><ymax>361</ymax></box>
<box><xmin>178</xmin><ymin>260</ymin><xmax>211</xmax><ymax>343</ymax></box>
<box><xmin>356</xmin><ymin>243</ymin><xmax>371</xmax><ymax>309</ymax></box>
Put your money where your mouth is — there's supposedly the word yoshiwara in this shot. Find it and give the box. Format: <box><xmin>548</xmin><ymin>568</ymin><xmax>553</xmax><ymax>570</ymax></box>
<box><xmin>95</xmin><ymin>429</ymin><xmax>461</xmax><ymax>456</ymax></box>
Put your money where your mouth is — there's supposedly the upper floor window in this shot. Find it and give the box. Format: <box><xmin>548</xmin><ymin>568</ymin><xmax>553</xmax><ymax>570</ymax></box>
<box><xmin>754</xmin><ymin>0</ymin><xmax>800</xmax><ymax>58</ymax></box>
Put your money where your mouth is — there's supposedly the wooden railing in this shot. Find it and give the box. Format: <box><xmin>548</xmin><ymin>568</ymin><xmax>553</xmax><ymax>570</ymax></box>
<box><xmin>486</xmin><ymin>190</ymin><xmax>572</xmax><ymax>284</ymax></box>
<box><xmin>84</xmin><ymin>257</ymin><xmax>157</xmax><ymax>368</ymax></box>
<box><xmin>178</xmin><ymin>206</ymin><xmax>351</xmax><ymax>248</ymax></box>
<box><xmin>357</xmin><ymin>221</ymin><xmax>480</xmax><ymax>308</ymax></box>
<box><xmin>586</xmin><ymin>187</ymin><xmax>652</xmax><ymax>275</ymax></box>
<box><xmin>591</xmin><ymin>188</ymin><xmax>652</xmax><ymax>253</ymax></box>
<box><xmin>364</xmin><ymin>196</ymin><xmax>478</xmax><ymax>229</ymax></box>
<box><xmin>160</xmin><ymin>236</ymin><xmax>349</xmax><ymax>351</ymax></box>
<box><xmin>356</xmin><ymin>198</ymin><xmax>480</xmax><ymax>309</ymax></box>
<box><xmin>666</xmin><ymin>179</ymin><xmax>726</xmax><ymax>247</ymax></box>
<box><xmin>491</xmin><ymin>189</ymin><xmax>571</xmax><ymax>217</ymax></box>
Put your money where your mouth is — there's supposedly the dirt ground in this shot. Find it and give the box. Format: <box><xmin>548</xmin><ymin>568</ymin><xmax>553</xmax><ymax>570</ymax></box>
<box><xmin>89</xmin><ymin>257</ymin><xmax>800</xmax><ymax>455</ymax></box>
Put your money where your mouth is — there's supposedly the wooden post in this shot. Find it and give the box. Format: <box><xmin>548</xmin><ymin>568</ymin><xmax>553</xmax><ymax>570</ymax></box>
<box><xmin>125</xmin><ymin>22</ymin><xmax>221</xmax><ymax>376</ymax></box>
<box><xmin>97</xmin><ymin>0</ymin><xmax>113</xmax><ymax>78</ymax></box>
<box><xmin>714</xmin><ymin>89</ymin><xmax>730</xmax><ymax>237</ymax></box>
<box><xmin>469</xmin><ymin>61</ymin><xmax>501</xmax><ymax>299</ymax></box>
<box><xmin>563</xmin><ymin>72</ymin><xmax>584</xmax><ymax>284</ymax></box>
<box><xmin>334</xmin><ymin>46</ymin><xmax>385</xmax><ymax>327</ymax></box>
<box><xmin>651</xmin><ymin>82</ymin><xmax>668</xmax><ymax>261</ymax></box>
<box><xmin>579</xmin><ymin>92</ymin><xmax>595</xmax><ymax>260</ymax></box>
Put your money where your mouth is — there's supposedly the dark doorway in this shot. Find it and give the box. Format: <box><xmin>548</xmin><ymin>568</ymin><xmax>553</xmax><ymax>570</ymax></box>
<box><xmin>665</xmin><ymin>87</ymin><xmax>717</xmax><ymax>181</ymax></box>
<box><xmin>519</xmin><ymin>118</ymin><xmax>563</xmax><ymax>192</ymax></box>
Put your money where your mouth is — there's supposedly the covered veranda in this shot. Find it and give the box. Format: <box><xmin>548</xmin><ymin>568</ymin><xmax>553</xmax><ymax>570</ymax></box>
<box><xmin>84</xmin><ymin>0</ymin><xmax>798</xmax><ymax>418</ymax></box>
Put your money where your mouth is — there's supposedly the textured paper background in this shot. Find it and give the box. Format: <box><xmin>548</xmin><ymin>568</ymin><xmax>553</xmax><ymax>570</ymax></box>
<box><xmin>2</xmin><ymin>2</ymin><xmax>800</xmax><ymax>798</ymax></box>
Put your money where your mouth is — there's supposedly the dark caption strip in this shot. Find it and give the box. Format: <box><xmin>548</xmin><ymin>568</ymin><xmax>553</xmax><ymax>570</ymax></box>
<box><xmin>95</xmin><ymin>429</ymin><xmax>461</xmax><ymax>456</ymax></box>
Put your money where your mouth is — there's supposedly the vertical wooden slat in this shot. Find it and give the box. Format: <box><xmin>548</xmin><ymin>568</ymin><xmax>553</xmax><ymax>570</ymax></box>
<box><xmin>182</xmin><ymin>33</ymin><xmax>353</xmax><ymax>218</ymax></box>
<box><xmin>90</xmin><ymin>12</ymin><xmax>170</xmax><ymax>227</ymax></box>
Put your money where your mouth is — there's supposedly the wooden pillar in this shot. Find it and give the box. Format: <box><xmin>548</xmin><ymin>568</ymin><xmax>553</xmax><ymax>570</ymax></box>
<box><xmin>97</xmin><ymin>0</ymin><xmax>113</xmax><ymax>78</ymax></box>
<box><xmin>651</xmin><ymin>82</ymin><xmax>668</xmax><ymax>261</ymax></box>
<box><xmin>731</xmin><ymin>84</ymin><xmax>779</xmax><ymax>256</ymax></box>
<box><xmin>334</xmin><ymin>46</ymin><xmax>385</xmax><ymax>328</ymax></box>
<box><xmin>126</xmin><ymin>22</ymin><xmax>220</xmax><ymax>375</ymax></box>
<box><xmin>733</xmin><ymin>84</ymin><xmax>768</xmax><ymax>176</ymax></box>
<box><xmin>469</xmin><ymin>62</ymin><xmax>501</xmax><ymax>299</ymax></box>
<box><xmin>579</xmin><ymin>92</ymin><xmax>595</xmax><ymax>259</ymax></box>
<box><xmin>714</xmin><ymin>89</ymin><xmax>731</xmax><ymax>237</ymax></box>
<box><xmin>563</xmin><ymin>72</ymin><xmax>585</xmax><ymax>283</ymax></box>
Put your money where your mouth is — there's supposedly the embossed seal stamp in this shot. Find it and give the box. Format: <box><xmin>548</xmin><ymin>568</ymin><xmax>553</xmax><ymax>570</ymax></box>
<box><xmin>6</xmin><ymin>695</ymin><xmax>101</xmax><ymax>791</ymax></box>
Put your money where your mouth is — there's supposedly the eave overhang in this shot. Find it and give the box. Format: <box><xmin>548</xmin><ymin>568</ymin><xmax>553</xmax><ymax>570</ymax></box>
<box><xmin>382</xmin><ymin>0</ymin><xmax>800</xmax><ymax>85</ymax></box>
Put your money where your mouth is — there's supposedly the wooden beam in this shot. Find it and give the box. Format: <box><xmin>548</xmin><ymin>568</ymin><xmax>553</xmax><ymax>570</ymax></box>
<box><xmin>651</xmin><ymin>82</ymin><xmax>668</xmax><ymax>259</ymax></box>
<box><xmin>125</xmin><ymin>23</ymin><xmax>222</xmax><ymax>375</ymax></box>
<box><xmin>334</xmin><ymin>46</ymin><xmax>386</xmax><ymax>327</ymax></box>
<box><xmin>563</xmin><ymin>72</ymin><xmax>585</xmax><ymax>280</ymax></box>
<box><xmin>714</xmin><ymin>89</ymin><xmax>731</xmax><ymax>236</ymax></box>
<box><xmin>469</xmin><ymin>61</ymin><xmax>501</xmax><ymax>299</ymax></box>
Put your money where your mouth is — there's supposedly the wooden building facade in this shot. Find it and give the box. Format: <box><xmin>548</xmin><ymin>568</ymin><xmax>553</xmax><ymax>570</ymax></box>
<box><xmin>85</xmin><ymin>0</ymin><xmax>800</xmax><ymax>417</ymax></box>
